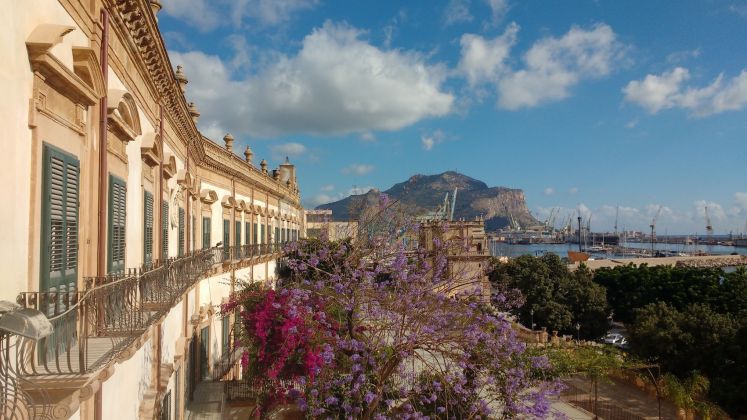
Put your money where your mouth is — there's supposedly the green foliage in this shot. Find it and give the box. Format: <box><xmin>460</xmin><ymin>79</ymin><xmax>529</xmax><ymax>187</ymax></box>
<box><xmin>597</xmin><ymin>264</ymin><xmax>747</xmax><ymax>416</ymax></box>
<box><xmin>489</xmin><ymin>254</ymin><xmax>609</xmax><ymax>339</ymax></box>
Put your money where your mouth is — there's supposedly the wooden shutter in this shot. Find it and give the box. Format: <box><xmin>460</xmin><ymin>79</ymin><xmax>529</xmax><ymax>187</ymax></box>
<box><xmin>178</xmin><ymin>207</ymin><xmax>185</xmax><ymax>257</ymax></box>
<box><xmin>40</xmin><ymin>144</ymin><xmax>79</xmax><ymax>299</ymax></box>
<box><xmin>108</xmin><ymin>175</ymin><xmax>127</xmax><ymax>274</ymax></box>
<box><xmin>144</xmin><ymin>191</ymin><xmax>154</xmax><ymax>264</ymax></box>
<box><xmin>223</xmin><ymin>219</ymin><xmax>229</xmax><ymax>258</ymax></box>
<box><xmin>235</xmin><ymin>221</ymin><xmax>241</xmax><ymax>248</ymax></box>
<box><xmin>162</xmin><ymin>200</ymin><xmax>169</xmax><ymax>259</ymax></box>
<box><xmin>253</xmin><ymin>222</ymin><xmax>257</xmax><ymax>244</ymax></box>
<box><xmin>202</xmin><ymin>217</ymin><xmax>211</xmax><ymax>249</ymax></box>
<box><xmin>275</xmin><ymin>227</ymin><xmax>280</xmax><ymax>244</ymax></box>
<box><xmin>245</xmin><ymin>222</ymin><xmax>250</xmax><ymax>245</ymax></box>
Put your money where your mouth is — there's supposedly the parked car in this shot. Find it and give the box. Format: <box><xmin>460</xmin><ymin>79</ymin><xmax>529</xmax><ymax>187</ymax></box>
<box><xmin>601</xmin><ymin>333</ymin><xmax>624</xmax><ymax>344</ymax></box>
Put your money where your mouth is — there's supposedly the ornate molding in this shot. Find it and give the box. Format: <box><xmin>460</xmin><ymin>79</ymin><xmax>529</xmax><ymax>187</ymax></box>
<box><xmin>108</xmin><ymin>89</ymin><xmax>142</xmax><ymax>141</ymax></box>
<box><xmin>27</xmin><ymin>24</ymin><xmax>100</xmax><ymax>107</ymax></box>
<box><xmin>140</xmin><ymin>132</ymin><xmax>161</xmax><ymax>167</ymax></box>
<box><xmin>199</xmin><ymin>189</ymin><xmax>217</xmax><ymax>204</ymax></box>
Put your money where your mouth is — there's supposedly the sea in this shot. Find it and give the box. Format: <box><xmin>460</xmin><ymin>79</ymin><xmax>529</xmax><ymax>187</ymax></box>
<box><xmin>489</xmin><ymin>241</ymin><xmax>743</xmax><ymax>259</ymax></box>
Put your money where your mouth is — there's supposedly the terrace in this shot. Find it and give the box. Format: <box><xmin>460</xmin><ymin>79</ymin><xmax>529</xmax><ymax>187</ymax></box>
<box><xmin>0</xmin><ymin>243</ymin><xmax>283</xmax><ymax>419</ymax></box>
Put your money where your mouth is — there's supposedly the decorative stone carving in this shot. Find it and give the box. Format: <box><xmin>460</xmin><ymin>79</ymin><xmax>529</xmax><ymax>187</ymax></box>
<box><xmin>175</xmin><ymin>65</ymin><xmax>187</xmax><ymax>92</ymax></box>
<box><xmin>244</xmin><ymin>145</ymin><xmax>253</xmax><ymax>163</ymax></box>
<box><xmin>140</xmin><ymin>132</ymin><xmax>161</xmax><ymax>167</ymax></box>
<box><xmin>221</xmin><ymin>195</ymin><xmax>237</xmax><ymax>209</ymax></box>
<box><xmin>199</xmin><ymin>189</ymin><xmax>218</xmax><ymax>204</ymax></box>
<box><xmin>176</xmin><ymin>168</ymin><xmax>192</xmax><ymax>188</ymax></box>
<box><xmin>107</xmin><ymin>89</ymin><xmax>142</xmax><ymax>141</ymax></box>
<box><xmin>188</xmin><ymin>102</ymin><xmax>199</xmax><ymax>123</ymax></box>
<box><xmin>162</xmin><ymin>153</ymin><xmax>177</xmax><ymax>179</ymax></box>
<box><xmin>260</xmin><ymin>159</ymin><xmax>267</xmax><ymax>174</ymax></box>
<box><xmin>223</xmin><ymin>133</ymin><xmax>234</xmax><ymax>152</ymax></box>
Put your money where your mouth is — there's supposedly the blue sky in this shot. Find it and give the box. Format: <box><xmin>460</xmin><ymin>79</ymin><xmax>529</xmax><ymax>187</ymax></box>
<box><xmin>159</xmin><ymin>0</ymin><xmax>747</xmax><ymax>234</ymax></box>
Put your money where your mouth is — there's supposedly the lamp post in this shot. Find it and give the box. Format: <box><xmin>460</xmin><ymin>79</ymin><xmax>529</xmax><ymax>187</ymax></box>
<box><xmin>575</xmin><ymin>322</ymin><xmax>581</xmax><ymax>343</ymax></box>
<box><xmin>530</xmin><ymin>308</ymin><xmax>534</xmax><ymax>330</ymax></box>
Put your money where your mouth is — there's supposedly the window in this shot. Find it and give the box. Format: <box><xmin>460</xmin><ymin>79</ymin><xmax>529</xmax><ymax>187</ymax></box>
<box><xmin>144</xmin><ymin>191</ymin><xmax>154</xmax><ymax>264</ymax></box>
<box><xmin>191</xmin><ymin>214</ymin><xmax>196</xmax><ymax>253</ymax></box>
<box><xmin>235</xmin><ymin>220</ymin><xmax>241</xmax><ymax>259</ymax></box>
<box><xmin>162</xmin><ymin>200</ymin><xmax>169</xmax><ymax>259</ymax></box>
<box><xmin>275</xmin><ymin>227</ymin><xmax>280</xmax><ymax>245</ymax></box>
<box><xmin>223</xmin><ymin>219</ymin><xmax>229</xmax><ymax>259</ymax></box>
<box><xmin>178</xmin><ymin>207</ymin><xmax>185</xmax><ymax>257</ymax></box>
<box><xmin>259</xmin><ymin>224</ymin><xmax>264</xmax><ymax>244</ymax></box>
<box><xmin>245</xmin><ymin>222</ymin><xmax>250</xmax><ymax>245</ymax></box>
<box><xmin>108</xmin><ymin>175</ymin><xmax>126</xmax><ymax>274</ymax></box>
<box><xmin>40</xmin><ymin>144</ymin><xmax>79</xmax><ymax>299</ymax></box>
<box><xmin>174</xmin><ymin>368</ymin><xmax>181</xmax><ymax>420</ymax></box>
<box><xmin>253</xmin><ymin>222</ymin><xmax>257</xmax><ymax>244</ymax></box>
<box><xmin>160</xmin><ymin>390</ymin><xmax>171</xmax><ymax>420</ymax></box>
<box><xmin>222</xmin><ymin>315</ymin><xmax>230</xmax><ymax>354</ymax></box>
<box><xmin>202</xmin><ymin>217</ymin><xmax>211</xmax><ymax>249</ymax></box>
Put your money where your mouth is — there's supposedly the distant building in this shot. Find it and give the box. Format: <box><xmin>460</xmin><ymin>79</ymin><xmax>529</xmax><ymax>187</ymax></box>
<box><xmin>304</xmin><ymin>209</ymin><xmax>358</xmax><ymax>240</ymax></box>
<box><xmin>415</xmin><ymin>218</ymin><xmax>491</xmax><ymax>301</ymax></box>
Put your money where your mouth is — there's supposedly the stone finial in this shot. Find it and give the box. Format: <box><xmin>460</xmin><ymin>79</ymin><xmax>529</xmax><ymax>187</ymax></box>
<box><xmin>175</xmin><ymin>65</ymin><xmax>188</xmax><ymax>93</ymax></box>
<box><xmin>150</xmin><ymin>0</ymin><xmax>162</xmax><ymax>20</ymax></box>
<box><xmin>244</xmin><ymin>145</ymin><xmax>253</xmax><ymax>163</ymax></box>
<box><xmin>285</xmin><ymin>156</ymin><xmax>290</xmax><ymax>164</ymax></box>
<box><xmin>187</xmin><ymin>102</ymin><xmax>199</xmax><ymax>123</ymax></box>
<box><xmin>223</xmin><ymin>133</ymin><xmax>234</xmax><ymax>152</ymax></box>
<box><xmin>273</xmin><ymin>169</ymin><xmax>280</xmax><ymax>180</ymax></box>
<box><xmin>260</xmin><ymin>159</ymin><xmax>268</xmax><ymax>174</ymax></box>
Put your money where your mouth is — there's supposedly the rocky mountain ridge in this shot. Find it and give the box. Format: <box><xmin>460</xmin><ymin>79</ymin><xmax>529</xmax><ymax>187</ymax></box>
<box><xmin>315</xmin><ymin>171</ymin><xmax>539</xmax><ymax>231</ymax></box>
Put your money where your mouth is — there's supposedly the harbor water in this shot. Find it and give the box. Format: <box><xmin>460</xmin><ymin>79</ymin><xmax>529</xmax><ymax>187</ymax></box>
<box><xmin>490</xmin><ymin>241</ymin><xmax>743</xmax><ymax>259</ymax></box>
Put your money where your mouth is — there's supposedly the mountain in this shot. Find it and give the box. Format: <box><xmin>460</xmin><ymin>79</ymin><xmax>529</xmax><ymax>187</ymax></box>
<box><xmin>315</xmin><ymin>171</ymin><xmax>540</xmax><ymax>231</ymax></box>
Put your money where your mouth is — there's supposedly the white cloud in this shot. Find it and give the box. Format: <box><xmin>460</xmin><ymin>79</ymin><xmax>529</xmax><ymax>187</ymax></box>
<box><xmin>443</xmin><ymin>0</ymin><xmax>473</xmax><ymax>26</ymax></box>
<box><xmin>497</xmin><ymin>23</ymin><xmax>624</xmax><ymax>109</ymax></box>
<box><xmin>484</xmin><ymin>0</ymin><xmax>510</xmax><ymax>27</ymax></box>
<box><xmin>269</xmin><ymin>142</ymin><xmax>306</xmax><ymax>160</ymax></box>
<box><xmin>458</xmin><ymin>23</ymin><xmax>624</xmax><ymax>110</ymax></box>
<box><xmin>666</xmin><ymin>48</ymin><xmax>701</xmax><ymax>64</ymax></box>
<box><xmin>543</xmin><ymin>187</ymin><xmax>554</xmax><ymax>196</ymax></box>
<box><xmin>568</xmin><ymin>187</ymin><xmax>579</xmax><ymax>195</ymax></box>
<box><xmin>623</xmin><ymin>67</ymin><xmax>747</xmax><ymax>116</ymax></box>
<box><xmin>306</xmin><ymin>185</ymin><xmax>375</xmax><ymax>207</ymax></box>
<box><xmin>735</xmin><ymin>192</ymin><xmax>747</xmax><ymax>212</ymax></box>
<box><xmin>341</xmin><ymin>164</ymin><xmax>375</xmax><ymax>176</ymax></box>
<box><xmin>458</xmin><ymin>23</ymin><xmax>519</xmax><ymax>87</ymax></box>
<box><xmin>161</xmin><ymin>0</ymin><xmax>220</xmax><ymax>30</ymax></box>
<box><xmin>320</xmin><ymin>184</ymin><xmax>335</xmax><ymax>192</ymax></box>
<box><xmin>161</xmin><ymin>0</ymin><xmax>317</xmax><ymax>30</ymax></box>
<box><xmin>359</xmin><ymin>131</ymin><xmax>376</xmax><ymax>142</ymax></box>
<box><xmin>420</xmin><ymin>129</ymin><xmax>446</xmax><ymax>151</ymax></box>
<box><xmin>694</xmin><ymin>200</ymin><xmax>726</xmax><ymax>222</ymax></box>
<box><xmin>170</xmin><ymin>21</ymin><xmax>453</xmax><ymax>138</ymax></box>
<box><xmin>421</xmin><ymin>137</ymin><xmax>435</xmax><ymax>151</ymax></box>
<box><xmin>730</xmin><ymin>3</ymin><xmax>747</xmax><ymax>19</ymax></box>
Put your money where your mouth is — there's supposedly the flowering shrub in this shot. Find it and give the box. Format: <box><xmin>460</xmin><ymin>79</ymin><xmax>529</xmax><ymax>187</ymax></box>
<box><xmin>226</xmin><ymin>194</ymin><xmax>561</xmax><ymax>418</ymax></box>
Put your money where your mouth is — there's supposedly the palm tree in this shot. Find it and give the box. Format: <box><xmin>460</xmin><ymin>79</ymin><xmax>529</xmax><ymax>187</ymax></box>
<box><xmin>661</xmin><ymin>373</ymin><xmax>727</xmax><ymax>420</ymax></box>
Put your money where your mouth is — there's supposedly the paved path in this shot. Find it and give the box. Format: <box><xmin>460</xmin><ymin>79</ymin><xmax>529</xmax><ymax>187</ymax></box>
<box><xmin>561</xmin><ymin>375</ymin><xmax>679</xmax><ymax>420</ymax></box>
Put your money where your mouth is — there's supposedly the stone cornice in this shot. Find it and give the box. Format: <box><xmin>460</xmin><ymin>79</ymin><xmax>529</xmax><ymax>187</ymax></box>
<box><xmin>105</xmin><ymin>0</ymin><xmax>301</xmax><ymax>208</ymax></box>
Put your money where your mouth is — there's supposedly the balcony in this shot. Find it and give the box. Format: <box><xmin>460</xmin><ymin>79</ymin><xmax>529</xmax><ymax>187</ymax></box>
<box><xmin>0</xmin><ymin>243</ymin><xmax>284</xmax><ymax>419</ymax></box>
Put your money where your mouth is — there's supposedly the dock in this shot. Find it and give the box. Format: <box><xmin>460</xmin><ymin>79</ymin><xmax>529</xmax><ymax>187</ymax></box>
<box><xmin>570</xmin><ymin>254</ymin><xmax>747</xmax><ymax>271</ymax></box>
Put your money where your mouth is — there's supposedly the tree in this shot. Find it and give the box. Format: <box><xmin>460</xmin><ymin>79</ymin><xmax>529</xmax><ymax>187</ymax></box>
<box><xmin>489</xmin><ymin>254</ymin><xmax>609</xmax><ymax>339</ymax></box>
<box><xmin>226</xmin><ymin>195</ymin><xmax>560</xmax><ymax>418</ymax></box>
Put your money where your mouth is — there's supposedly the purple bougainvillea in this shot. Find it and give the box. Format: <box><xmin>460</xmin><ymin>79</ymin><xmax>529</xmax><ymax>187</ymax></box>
<box><xmin>223</xmin><ymin>194</ymin><xmax>561</xmax><ymax>418</ymax></box>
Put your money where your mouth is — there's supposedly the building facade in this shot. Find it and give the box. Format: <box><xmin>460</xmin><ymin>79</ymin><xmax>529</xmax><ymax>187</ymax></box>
<box><xmin>303</xmin><ymin>209</ymin><xmax>358</xmax><ymax>241</ymax></box>
<box><xmin>0</xmin><ymin>0</ymin><xmax>303</xmax><ymax>418</ymax></box>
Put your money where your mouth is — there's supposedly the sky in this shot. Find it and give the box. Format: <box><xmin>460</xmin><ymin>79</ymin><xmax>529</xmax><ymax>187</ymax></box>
<box><xmin>158</xmin><ymin>0</ymin><xmax>747</xmax><ymax>235</ymax></box>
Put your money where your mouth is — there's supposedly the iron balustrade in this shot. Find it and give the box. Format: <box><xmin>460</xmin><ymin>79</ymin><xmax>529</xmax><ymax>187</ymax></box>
<box><xmin>10</xmin><ymin>244</ymin><xmax>281</xmax><ymax>378</ymax></box>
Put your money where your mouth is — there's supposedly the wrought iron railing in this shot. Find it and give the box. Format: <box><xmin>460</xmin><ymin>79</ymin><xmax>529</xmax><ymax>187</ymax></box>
<box><xmin>11</xmin><ymin>244</ymin><xmax>281</xmax><ymax>378</ymax></box>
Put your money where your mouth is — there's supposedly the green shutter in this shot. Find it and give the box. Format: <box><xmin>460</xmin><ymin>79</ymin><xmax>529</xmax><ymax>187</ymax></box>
<box><xmin>275</xmin><ymin>227</ymin><xmax>280</xmax><ymax>244</ymax></box>
<box><xmin>222</xmin><ymin>315</ymin><xmax>230</xmax><ymax>353</ymax></box>
<box><xmin>223</xmin><ymin>219</ymin><xmax>229</xmax><ymax>258</ymax></box>
<box><xmin>192</xmin><ymin>214</ymin><xmax>196</xmax><ymax>252</ymax></box>
<box><xmin>40</xmin><ymin>144</ymin><xmax>79</xmax><ymax>302</ymax></box>
<box><xmin>162</xmin><ymin>200</ymin><xmax>169</xmax><ymax>259</ymax></box>
<box><xmin>235</xmin><ymin>221</ymin><xmax>241</xmax><ymax>248</ymax></box>
<box><xmin>144</xmin><ymin>191</ymin><xmax>154</xmax><ymax>264</ymax></box>
<box><xmin>245</xmin><ymin>222</ymin><xmax>250</xmax><ymax>245</ymax></box>
<box><xmin>178</xmin><ymin>207</ymin><xmax>185</xmax><ymax>257</ymax></box>
<box><xmin>202</xmin><ymin>217</ymin><xmax>211</xmax><ymax>249</ymax></box>
<box><xmin>108</xmin><ymin>175</ymin><xmax>126</xmax><ymax>274</ymax></box>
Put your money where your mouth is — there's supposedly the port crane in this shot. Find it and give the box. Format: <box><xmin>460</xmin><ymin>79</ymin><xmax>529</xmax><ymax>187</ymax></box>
<box><xmin>614</xmin><ymin>205</ymin><xmax>619</xmax><ymax>237</ymax></box>
<box><xmin>650</xmin><ymin>205</ymin><xmax>662</xmax><ymax>255</ymax></box>
<box><xmin>705</xmin><ymin>205</ymin><xmax>714</xmax><ymax>243</ymax></box>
